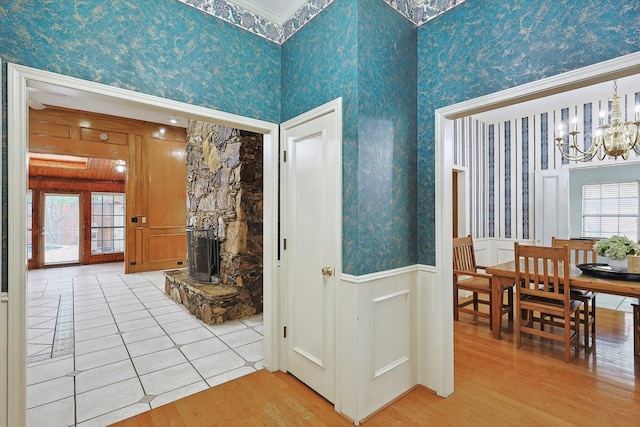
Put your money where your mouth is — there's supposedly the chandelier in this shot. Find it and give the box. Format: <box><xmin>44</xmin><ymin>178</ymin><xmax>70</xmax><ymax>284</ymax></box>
<box><xmin>556</xmin><ymin>80</ymin><xmax>640</xmax><ymax>161</ymax></box>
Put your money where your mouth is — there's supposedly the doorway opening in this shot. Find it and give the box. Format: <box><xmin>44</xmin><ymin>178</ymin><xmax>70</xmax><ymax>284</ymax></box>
<box><xmin>452</xmin><ymin>168</ymin><xmax>467</xmax><ymax>239</ymax></box>
<box><xmin>433</xmin><ymin>52</ymin><xmax>640</xmax><ymax>397</ymax></box>
<box><xmin>6</xmin><ymin>63</ymin><xmax>279</xmax><ymax>427</ymax></box>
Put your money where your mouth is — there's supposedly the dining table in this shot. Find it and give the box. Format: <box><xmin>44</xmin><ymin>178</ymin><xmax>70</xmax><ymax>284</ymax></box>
<box><xmin>486</xmin><ymin>260</ymin><xmax>640</xmax><ymax>355</ymax></box>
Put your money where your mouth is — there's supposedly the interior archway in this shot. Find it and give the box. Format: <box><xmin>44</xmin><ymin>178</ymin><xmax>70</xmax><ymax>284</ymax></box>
<box><xmin>432</xmin><ymin>51</ymin><xmax>640</xmax><ymax>395</ymax></box>
<box><xmin>5</xmin><ymin>63</ymin><xmax>280</xmax><ymax>425</ymax></box>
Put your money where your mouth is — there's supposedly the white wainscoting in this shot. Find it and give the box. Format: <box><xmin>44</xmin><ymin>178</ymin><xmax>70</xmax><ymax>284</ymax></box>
<box><xmin>340</xmin><ymin>265</ymin><xmax>418</xmax><ymax>423</ymax></box>
<box><xmin>473</xmin><ymin>238</ymin><xmax>535</xmax><ymax>266</ymax></box>
<box><xmin>1</xmin><ymin>294</ymin><xmax>8</xmax><ymax>427</ymax></box>
<box><xmin>416</xmin><ymin>264</ymin><xmax>453</xmax><ymax>397</ymax></box>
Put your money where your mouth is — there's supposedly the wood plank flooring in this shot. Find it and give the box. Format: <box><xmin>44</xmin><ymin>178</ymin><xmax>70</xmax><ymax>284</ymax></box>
<box><xmin>113</xmin><ymin>307</ymin><xmax>640</xmax><ymax>426</ymax></box>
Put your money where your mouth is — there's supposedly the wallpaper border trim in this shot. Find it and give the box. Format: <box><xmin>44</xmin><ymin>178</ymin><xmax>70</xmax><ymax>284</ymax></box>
<box><xmin>177</xmin><ymin>0</ymin><xmax>467</xmax><ymax>44</ymax></box>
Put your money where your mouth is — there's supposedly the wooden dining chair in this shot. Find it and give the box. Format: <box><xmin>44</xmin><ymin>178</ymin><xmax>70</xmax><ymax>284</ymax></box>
<box><xmin>453</xmin><ymin>235</ymin><xmax>513</xmax><ymax>330</ymax></box>
<box><xmin>551</xmin><ymin>237</ymin><xmax>598</xmax><ymax>349</ymax></box>
<box><xmin>514</xmin><ymin>242</ymin><xmax>581</xmax><ymax>363</ymax></box>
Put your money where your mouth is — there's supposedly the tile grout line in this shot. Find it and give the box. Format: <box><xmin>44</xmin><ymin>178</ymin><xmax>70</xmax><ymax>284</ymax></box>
<box><xmin>26</xmin><ymin>264</ymin><xmax>265</xmax><ymax>426</ymax></box>
<box><xmin>121</xmin><ymin>273</ymin><xmax>163</xmax><ymax>405</ymax></box>
<box><xmin>75</xmin><ymin>270</ymin><xmax>131</xmax><ymax>425</ymax></box>
<box><xmin>71</xmin><ymin>274</ymin><xmax>78</xmax><ymax>427</ymax></box>
<box><xmin>99</xmin><ymin>272</ymin><xmax>153</xmax><ymax>420</ymax></box>
<box><xmin>139</xmin><ymin>275</ymin><xmax>233</xmax><ymax>388</ymax></box>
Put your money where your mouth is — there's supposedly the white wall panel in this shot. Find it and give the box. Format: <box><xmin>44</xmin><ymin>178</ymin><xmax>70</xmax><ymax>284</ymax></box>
<box><xmin>0</xmin><ymin>295</ymin><xmax>7</xmax><ymax>427</ymax></box>
<box><xmin>372</xmin><ymin>290</ymin><xmax>410</xmax><ymax>378</ymax></box>
<box><xmin>342</xmin><ymin>266</ymin><xmax>417</xmax><ymax>423</ymax></box>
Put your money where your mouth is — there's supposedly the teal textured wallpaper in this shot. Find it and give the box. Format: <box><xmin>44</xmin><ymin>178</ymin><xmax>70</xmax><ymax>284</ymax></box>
<box><xmin>282</xmin><ymin>0</ymin><xmax>417</xmax><ymax>274</ymax></box>
<box><xmin>1</xmin><ymin>0</ymin><xmax>639</xmax><ymax>286</ymax></box>
<box><xmin>355</xmin><ymin>0</ymin><xmax>417</xmax><ymax>274</ymax></box>
<box><xmin>0</xmin><ymin>0</ymin><xmax>281</xmax><ymax>121</ymax></box>
<box><xmin>282</xmin><ymin>0</ymin><xmax>361</xmax><ymax>272</ymax></box>
<box><xmin>417</xmin><ymin>0</ymin><xmax>640</xmax><ymax>265</ymax></box>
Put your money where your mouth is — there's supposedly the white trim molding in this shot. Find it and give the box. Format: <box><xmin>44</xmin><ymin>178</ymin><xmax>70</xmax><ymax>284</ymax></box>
<box><xmin>338</xmin><ymin>265</ymin><xmax>418</xmax><ymax>423</ymax></box>
<box><xmin>0</xmin><ymin>292</ymin><xmax>7</xmax><ymax>427</ymax></box>
<box><xmin>0</xmin><ymin>56</ymin><xmax>6</xmax><ymax>427</ymax></box>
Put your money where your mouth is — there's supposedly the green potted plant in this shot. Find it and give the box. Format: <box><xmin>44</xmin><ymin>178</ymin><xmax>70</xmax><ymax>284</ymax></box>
<box><xmin>594</xmin><ymin>235</ymin><xmax>639</xmax><ymax>271</ymax></box>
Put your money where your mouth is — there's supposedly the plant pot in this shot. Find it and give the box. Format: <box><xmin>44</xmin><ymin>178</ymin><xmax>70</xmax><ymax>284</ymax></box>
<box><xmin>607</xmin><ymin>257</ymin><xmax>628</xmax><ymax>271</ymax></box>
<box><xmin>628</xmin><ymin>255</ymin><xmax>640</xmax><ymax>273</ymax></box>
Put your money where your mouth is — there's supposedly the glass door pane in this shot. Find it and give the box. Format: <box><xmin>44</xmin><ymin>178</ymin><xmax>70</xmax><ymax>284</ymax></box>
<box><xmin>91</xmin><ymin>192</ymin><xmax>125</xmax><ymax>254</ymax></box>
<box><xmin>44</xmin><ymin>193</ymin><xmax>80</xmax><ymax>265</ymax></box>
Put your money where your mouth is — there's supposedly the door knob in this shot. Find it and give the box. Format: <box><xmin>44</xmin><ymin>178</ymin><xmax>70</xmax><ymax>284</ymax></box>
<box><xmin>321</xmin><ymin>266</ymin><xmax>333</xmax><ymax>277</ymax></box>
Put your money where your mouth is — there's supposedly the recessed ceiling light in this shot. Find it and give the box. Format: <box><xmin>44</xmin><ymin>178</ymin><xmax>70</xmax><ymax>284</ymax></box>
<box><xmin>169</xmin><ymin>118</ymin><xmax>178</xmax><ymax>124</ymax></box>
<box><xmin>115</xmin><ymin>159</ymin><xmax>126</xmax><ymax>173</ymax></box>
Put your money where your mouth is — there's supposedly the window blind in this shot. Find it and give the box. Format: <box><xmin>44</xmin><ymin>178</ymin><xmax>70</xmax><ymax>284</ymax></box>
<box><xmin>582</xmin><ymin>181</ymin><xmax>638</xmax><ymax>241</ymax></box>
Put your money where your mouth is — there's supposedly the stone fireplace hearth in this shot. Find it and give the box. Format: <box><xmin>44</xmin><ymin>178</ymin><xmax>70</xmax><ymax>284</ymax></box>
<box><xmin>164</xmin><ymin>121</ymin><xmax>263</xmax><ymax>325</ymax></box>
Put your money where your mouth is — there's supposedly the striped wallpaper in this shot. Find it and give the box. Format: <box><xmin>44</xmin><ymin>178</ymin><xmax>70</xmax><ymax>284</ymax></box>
<box><xmin>453</xmin><ymin>89</ymin><xmax>640</xmax><ymax>241</ymax></box>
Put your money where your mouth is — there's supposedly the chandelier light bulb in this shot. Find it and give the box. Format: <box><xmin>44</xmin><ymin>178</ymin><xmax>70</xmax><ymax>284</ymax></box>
<box><xmin>556</xmin><ymin>80</ymin><xmax>640</xmax><ymax>162</ymax></box>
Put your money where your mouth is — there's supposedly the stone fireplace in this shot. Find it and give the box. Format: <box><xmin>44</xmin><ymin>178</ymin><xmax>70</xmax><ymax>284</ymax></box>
<box><xmin>164</xmin><ymin>121</ymin><xmax>263</xmax><ymax>324</ymax></box>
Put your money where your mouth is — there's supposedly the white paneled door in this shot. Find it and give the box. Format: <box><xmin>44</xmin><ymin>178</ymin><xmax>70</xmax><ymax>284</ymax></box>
<box><xmin>282</xmin><ymin>102</ymin><xmax>341</xmax><ymax>403</ymax></box>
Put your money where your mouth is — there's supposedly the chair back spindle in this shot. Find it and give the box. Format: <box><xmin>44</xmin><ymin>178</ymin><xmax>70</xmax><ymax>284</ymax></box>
<box><xmin>453</xmin><ymin>236</ymin><xmax>476</xmax><ymax>272</ymax></box>
<box><xmin>453</xmin><ymin>235</ymin><xmax>514</xmax><ymax>329</ymax></box>
<box><xmin>551</xmin><ymin>237</ymin><xmax>598</xmax><ymax>265</ymax></box>
<box><xmin>517</xmin><ymin>244</ymin><xmax>570</xmax><ymax>304</ymax></box>
<box><xmin>550</xmin><ymin>237</ymin><xmax>598</xmax><ymax>349</ymax></box>
<box><xmin>514</xmin><ymin>242</ymin><xmax>579</xmax><ymax>362</ymax></box>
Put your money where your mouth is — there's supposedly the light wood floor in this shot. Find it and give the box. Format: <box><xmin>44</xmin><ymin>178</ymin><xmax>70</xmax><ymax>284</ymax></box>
<box><xmin>113</xmin><ymin>307</ymin><xmax>640</xmax><ymax>426</ymax></box>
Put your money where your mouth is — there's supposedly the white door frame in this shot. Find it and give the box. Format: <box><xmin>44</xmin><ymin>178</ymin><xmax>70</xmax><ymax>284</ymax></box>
<box><xmin>434</xmin><ymin>51</ymin><xmax>640</xmax><ymax>396</ymax></box>
<box><xmin>279</xmin><ymin>98</ymin><xmax>343</xmax><ymax>407</ymax></box>
<box><xmin>5</xmin><ymin>63</ymin><xmax>280</xmax><ymax>427</ymax></box>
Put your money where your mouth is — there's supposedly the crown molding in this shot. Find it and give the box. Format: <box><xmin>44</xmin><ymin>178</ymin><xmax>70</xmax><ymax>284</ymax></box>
<box><xmin>178</xmin><ymin>0</ymin><xmax>468</xmax><ymax>44</ymax></box>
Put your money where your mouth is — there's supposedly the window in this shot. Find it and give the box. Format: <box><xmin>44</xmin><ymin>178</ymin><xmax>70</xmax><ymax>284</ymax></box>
<box><xmin>582</xmin><ymin>181</ymin><xmax>638</xmax><ymax>242</ymax></box>
<box><xmin>91</xmin><ymin>193</ymin><xmax>125</xmax><ymax>255</ymax></box>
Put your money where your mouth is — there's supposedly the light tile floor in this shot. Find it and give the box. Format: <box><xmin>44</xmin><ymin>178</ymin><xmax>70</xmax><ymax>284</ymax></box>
<box><xmin>26</xmin><ymin>262</ymin><xmax>264</xmax><ymax>427</ymax></box>
<box><xmin>593</xmin><ymin>292</ymin><xmax>638</xmax><ymax>313</ymax></box>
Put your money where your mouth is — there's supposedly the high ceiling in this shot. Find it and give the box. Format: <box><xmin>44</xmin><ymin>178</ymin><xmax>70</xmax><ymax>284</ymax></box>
<box><xmin>230</xmin><ymin>0</ymin><xmax>308</xmax><ymax>24</ymax></box>
<box><xmin>28</xmin><ymin>80</ymin><xmax>188</xmax><ymax>129</ymax></box>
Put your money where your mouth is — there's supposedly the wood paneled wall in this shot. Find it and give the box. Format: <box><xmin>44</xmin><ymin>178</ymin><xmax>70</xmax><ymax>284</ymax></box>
<box><xmin>29</xmin><ymin>106</ymin><xmax>188</xmax><ymax>272</ymax></box>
